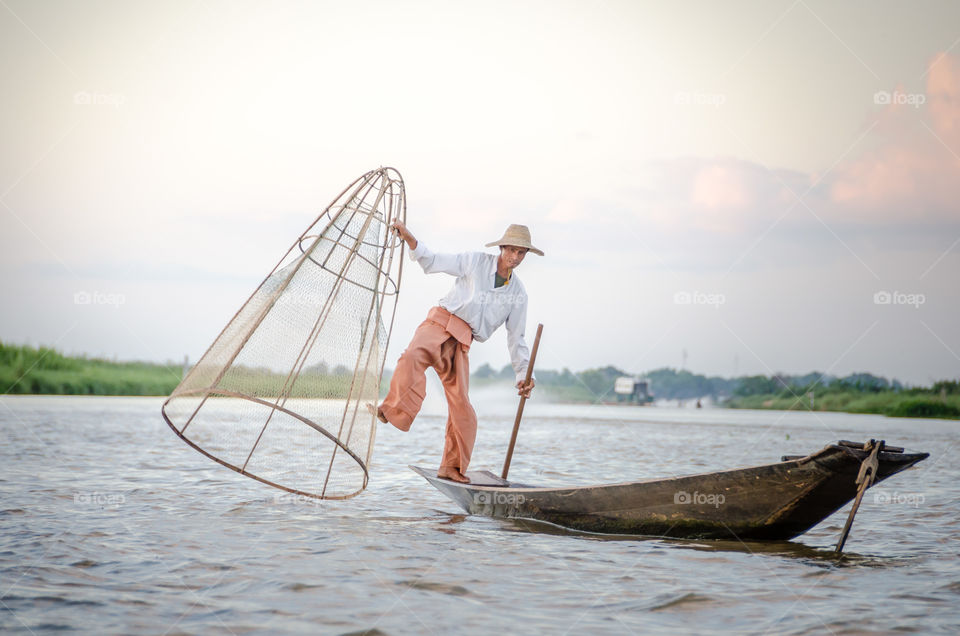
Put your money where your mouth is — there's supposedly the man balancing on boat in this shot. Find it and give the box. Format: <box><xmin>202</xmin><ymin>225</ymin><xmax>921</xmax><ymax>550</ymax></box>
<box><xmin>370</xmin><ymin>222</ymin><xmax>542</xmax><ymax>483</ymax></box>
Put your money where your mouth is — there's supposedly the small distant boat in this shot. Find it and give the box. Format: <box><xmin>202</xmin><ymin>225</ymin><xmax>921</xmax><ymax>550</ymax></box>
<box><xmin>411</xmin><ymin>440</ymin><xmax>928</xmax><ymax>541</ymax></box>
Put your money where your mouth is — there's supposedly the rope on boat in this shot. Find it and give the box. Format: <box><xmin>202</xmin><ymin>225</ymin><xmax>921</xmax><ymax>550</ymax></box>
<box><xmin>835</xmin><ymin>438</ymin><xmax>885</xmax><ymax>555</ymax></box>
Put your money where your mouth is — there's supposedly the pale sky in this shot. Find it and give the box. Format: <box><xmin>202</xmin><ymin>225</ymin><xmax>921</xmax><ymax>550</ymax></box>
<box><xmin>2</xmin><ymin>0</ymin><xmax>959</xmax><ymax>386</ymax></box>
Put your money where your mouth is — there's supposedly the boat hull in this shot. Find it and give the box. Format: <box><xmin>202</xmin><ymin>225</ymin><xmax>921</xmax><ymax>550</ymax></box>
<box><xmin>410</xmin><ymin>443</ymin><xmax>928</xmax><ymax>540</ymax></box>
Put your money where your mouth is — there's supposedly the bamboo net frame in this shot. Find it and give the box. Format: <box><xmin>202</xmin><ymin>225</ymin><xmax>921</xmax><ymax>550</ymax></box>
<box><xmin>161</xmin><ymin>167</ymin><xmax>406</xmax><ymax>499</ymax></box>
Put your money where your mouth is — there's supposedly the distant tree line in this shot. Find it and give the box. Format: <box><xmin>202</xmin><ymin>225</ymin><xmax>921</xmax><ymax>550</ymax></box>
<box><xmin>4</xmin><ymin>335</ymin><xmax>957</xmax><ymax>413</ymax></box>
<box><xmin>470</xmin><ymin>362</ymin><xmax>959</xmax><ymax>401</ymax></box>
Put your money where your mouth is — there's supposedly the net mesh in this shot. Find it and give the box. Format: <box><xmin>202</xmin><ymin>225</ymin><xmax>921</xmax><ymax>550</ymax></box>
<box><xmin>162</xmin><ymin>167</ymin><xmax>405</xmax><ymax>499</ymax></box>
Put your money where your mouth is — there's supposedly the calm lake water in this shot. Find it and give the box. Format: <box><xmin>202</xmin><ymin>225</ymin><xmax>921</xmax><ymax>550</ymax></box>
<box><xmin>1</xmin><ymin>392</ymin><xmax>958</xmax><ymax>634</ymax></box>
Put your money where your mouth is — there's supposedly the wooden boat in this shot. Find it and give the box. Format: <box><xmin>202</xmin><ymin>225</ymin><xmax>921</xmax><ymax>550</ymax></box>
<box><xmin>411</xmin><ymin>440</ymin><xmax>928</xmax><ymax>540</ymax></box>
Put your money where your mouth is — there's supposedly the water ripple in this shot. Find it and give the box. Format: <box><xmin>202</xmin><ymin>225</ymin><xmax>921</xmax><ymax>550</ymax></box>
<box><xmin>1</xmin><ymin>396</ymin><xmax>957</xmax><ymax>634</ymax></box>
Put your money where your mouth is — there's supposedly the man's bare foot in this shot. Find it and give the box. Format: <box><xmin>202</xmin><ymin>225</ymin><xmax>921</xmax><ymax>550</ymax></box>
<box><xmin>437</xmin><ymin>467</ymin><xmax>470</xmax><ymax>483</ymax></box>
<box><xmin>364</xmin><ymin>402</ymin><xmax>388</xmax><ymax>424</ymax></box>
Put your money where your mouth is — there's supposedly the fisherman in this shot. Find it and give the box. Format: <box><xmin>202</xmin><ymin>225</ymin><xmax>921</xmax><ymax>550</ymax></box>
<box><xmin>373</xmin><ymin>222</ymin><xmax>542</xmax><ymax>483</ymax></box>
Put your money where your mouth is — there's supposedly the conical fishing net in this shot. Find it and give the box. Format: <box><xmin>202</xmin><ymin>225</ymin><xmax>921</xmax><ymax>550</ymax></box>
<box><xmin>162</xmin><ymin>167</ymin><xmax>405</xmax><ymax>499</ymax></box>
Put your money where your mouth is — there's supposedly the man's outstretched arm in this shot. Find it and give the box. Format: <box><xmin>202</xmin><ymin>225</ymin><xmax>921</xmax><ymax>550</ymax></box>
<box><xmin>391</xmin><ymin>220</ymin><xmax>472</xmax><ymax>277</ymax></box>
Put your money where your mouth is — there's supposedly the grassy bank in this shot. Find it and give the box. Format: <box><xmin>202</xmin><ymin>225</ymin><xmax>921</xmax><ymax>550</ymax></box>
<box><xmin>1</xmin><ymin>341</ymin><xmax>391</xmax><ymax>398</ymax></box>
<box><xmin>726</xmin><ymin>390</ymin><xmax>960</xmax><ymax>420</ymax></box>
<box><xmin>0</xmin><ymin>342</ymin><xmax>184</xmax><ymax>396</ymax></box>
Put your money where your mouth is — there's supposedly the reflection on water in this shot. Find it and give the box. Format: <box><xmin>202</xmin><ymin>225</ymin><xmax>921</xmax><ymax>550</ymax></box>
<box><xmin>1</xmin><ymin>395</ymin><xmax>958</xmax><ymax>634</ymax></box>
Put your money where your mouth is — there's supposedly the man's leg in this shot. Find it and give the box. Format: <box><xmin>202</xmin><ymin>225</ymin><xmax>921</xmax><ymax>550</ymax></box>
<box><xmin>379</xmin><ymin>320</ymin><xmax>448</xmax><ymax>431</ymax></box>
<box><xmin>435</xmin><ymin>337</ymin><xmax>477</xmax><ymax>480</ymax></box>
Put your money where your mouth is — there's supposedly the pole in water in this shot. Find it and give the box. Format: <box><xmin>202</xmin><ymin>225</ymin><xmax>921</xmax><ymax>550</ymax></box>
<box><xmin>836</xmin><ymin>439</ymin><xmax>884</xmax><ymax>555</ymax></box>
<box><xmin>502</xmin><ymin>323</ymin><xmax>543</xmax><ymax>480</ymax></box>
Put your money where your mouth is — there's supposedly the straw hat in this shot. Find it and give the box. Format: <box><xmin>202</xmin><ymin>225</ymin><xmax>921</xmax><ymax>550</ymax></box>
<box><xmin>485</xmin><ymin>224</ymin><xmax>544</xmax><ymax>256</ymax></box>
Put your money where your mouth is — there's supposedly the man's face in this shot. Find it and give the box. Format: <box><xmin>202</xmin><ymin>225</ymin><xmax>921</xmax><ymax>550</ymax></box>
<box><xmin>500</xmin><ymin>245</ymin><xmax>529</xmax><ymax>270</ymax></box>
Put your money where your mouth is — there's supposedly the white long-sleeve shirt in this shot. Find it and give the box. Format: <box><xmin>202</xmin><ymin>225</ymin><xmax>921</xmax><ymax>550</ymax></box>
<box><xmin>410</xmin><ymin>241</ymin><xmax>533</xmax><ymax>383</ymax></box>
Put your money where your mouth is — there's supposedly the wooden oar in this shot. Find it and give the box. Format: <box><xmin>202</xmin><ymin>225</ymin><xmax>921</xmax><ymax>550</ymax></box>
<box><xmin>835</xmin><ymin>439</ymin><xmax>884</xmax><ymax>554</ymax></box>
<box><xmin>501</xmin><ymin>323</ymin><xmax>543</xmax><ymax>480</ymax></box>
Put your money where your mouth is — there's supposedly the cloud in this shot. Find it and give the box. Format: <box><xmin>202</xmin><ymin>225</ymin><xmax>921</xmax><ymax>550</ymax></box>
<box><xmin>691</xmin><ymin>163</ymin><xmax>754</xmax><ymax>210</ymax></box>
<box><xmin>527</xmin><ymin>50</ymin><xmax>960</xmax><ymax>275</ymax></box>
<box><xmin>640</xmin><ymin>157</ymin><xmax>808</xmax><ymax>237</ymax></box>
<box><xmin>600</xmin><ymin>51</ymin><xmax>960</xmax><ymax>259</ymax></box>
<box><xmin>828</xmin><ymin>52</ymin><xmax>960</xmax><ymax>223</ymax></box>
<box><xmin>928</xmin><ymin>52</ymin><xmax>960</xmax><ymax>140</ymax></box>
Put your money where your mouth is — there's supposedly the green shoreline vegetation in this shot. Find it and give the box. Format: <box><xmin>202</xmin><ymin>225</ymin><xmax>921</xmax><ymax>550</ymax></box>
<box><xmin>725</xmin><ymin>391</ymin><xmax>960</xmax><ymax>418</ymax></box>
<box><xmin>471</xmin><ymin>363</ymin><xmax>960</xmax><ymax>420</ymax></box>
<box><xmin>719</xmin><ymin>371</ymin><xmax>960</xmax><ymax>420</ymax></box>
<box><xmin>0</xmin><ymin>341</ymin><xmax>387</xmax><ymax>398</ymax></box>
<box><xmin>2</xmin><ymin>341</ymin><xmax>958</xmax><ymax>420</ymax></box>
<box><xmin>1</xmin><ymin>341</ymin><xmax>184</xmax><ymax>396</ymax></box>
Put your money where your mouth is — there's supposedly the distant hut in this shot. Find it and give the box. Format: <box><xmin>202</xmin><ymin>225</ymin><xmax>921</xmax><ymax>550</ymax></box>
<box><xmin>614</xmin><ymin>376</ymin><xmax>654</xmax><ymax>404</ymax></box>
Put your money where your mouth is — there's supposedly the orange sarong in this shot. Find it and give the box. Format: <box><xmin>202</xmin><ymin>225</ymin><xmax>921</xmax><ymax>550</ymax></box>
<box><xmin>380</xmin><ymin>306</ymin><xmax>477</xmax><ymax>473</ymax></box>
